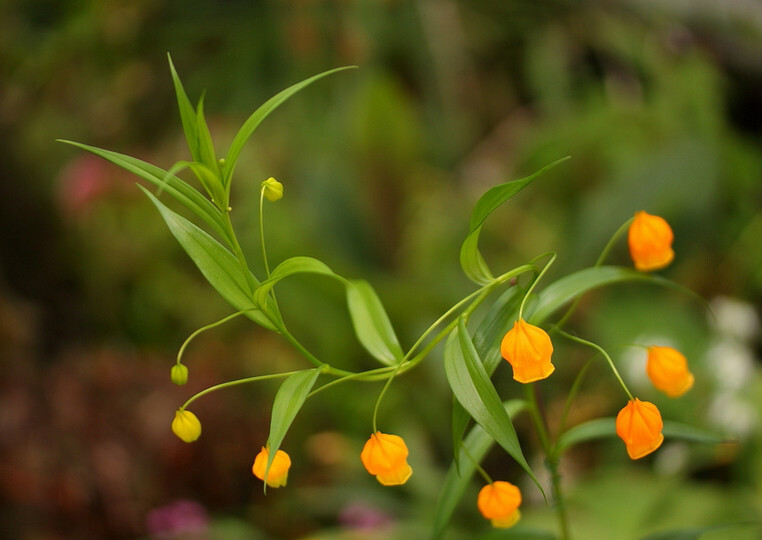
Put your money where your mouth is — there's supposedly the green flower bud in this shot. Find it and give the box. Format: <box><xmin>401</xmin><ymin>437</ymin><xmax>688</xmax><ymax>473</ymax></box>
<box><xmin>172</xmin><ymin>409</ymin><xmax>201</xmax><ymax>442</ymax></box>
<box><xmin>171</xmin><ymin>364</ymin><xmax>189</xmax><ymax>385</ymax></box>
<box><xmin>262</xmin><ymin>177</ymin><xmax>283</xmax><ymax>202</ymax></box>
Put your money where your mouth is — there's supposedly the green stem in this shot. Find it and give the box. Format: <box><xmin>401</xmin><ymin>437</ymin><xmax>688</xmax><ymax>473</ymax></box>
<box><xmin>595</xmin><ymin>217</ymin><xmax>633</xmax><ymax>267</ymax></box>
<box><xmin>524</xmin><ymin>384</ymin><xmax>551</xmax><ymax>455</ymax></box>
<box><xmin>525</xmin><ymin>384</ymin><xmax>572</xmax><ymax>540</ymax></box>
<box><xmin>181</xmin><ymin>369</ymin><xmax>302</xmax><ymax>409</ymax></box>
<box><xmin>556</xmin><ymin>358</ymin><xmax>594</xmax><ymax>441</ymax></box>
<box><xmin>556</xmin><ymin>328</ymin><xmax>634</xmax><ymax>400</ymax></box>
<box><xmin>223</xmin><ymin>210</ymin><xmax>258</xmax><ymax>295</ymax></box>
<box><xmin>307</xmin><ymin>365</ymin><xmax>398</xmax><ymax>397</ymax></box>
<box><xmin>259</xmin><ymin>185</ymin><xmax>272</xmax><ymax>279</ymax></box>
<box><xmin>371</xmin><ymin>361</ymin><xmax>404</xmax><ymax>433</ymax></box>
<box><xmin>519</xmin><ymin>252</ymin><xmax>556</xmax><ymax>320</ymax></box>
<box><xmin>549</xmin><ymin>457</ymin><xmax>572</xmax><ymax>540</ymax></box>
<box><xmin>460</xmin><ymin>443</ymin><xmax>493</xmax><ymax>485</ymax></box>
<box><xmin>279</xmin><ymin>328</ymin><xmax>355</xmax><ymax>377</ymax></box>
<box><xmin>176</xmin><ymin>311</ymin><xmax>246</xmax><ymax>366</ymax></box>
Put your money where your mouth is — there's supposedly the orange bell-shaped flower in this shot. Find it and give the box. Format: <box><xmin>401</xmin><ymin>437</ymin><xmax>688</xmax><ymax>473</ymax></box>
<box><xmin>628</xmin><ymin>211</ymin><xmax>674</xmax><ymax>272</ymax></box>
<box><xmin>252</xmin><ymin>447</ymin><xmax>292</xmax><ymax>488</ymax></box>
<box><xmin>477</xmin><ymin>481</ymin><xmax>522</xmax><ymax>529</ymax></box>
<box><xmin>646</xmin><ymin>346</ymin><xmax>694</xmax><ymax>398</ymax></box>
<box><xmin>360</xmin><ymin>432</ymin><xmax>412</xmax><ymax>486</ymax></box>
<box><xmin>500</xmin><ymin>319</ymin><xmax>555</xmax><ymax>383</ymax></box>
<box><xmin>616</xmin><ymin>398</ymin><xmax>664</xmax><ymax>459</ymax></box>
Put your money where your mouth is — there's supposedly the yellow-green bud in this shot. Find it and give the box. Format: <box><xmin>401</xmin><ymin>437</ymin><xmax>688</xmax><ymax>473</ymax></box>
<box><xmin>262</xmin><ymin>177</ymin><xmax>283</xmax><ymax>202</ymax></box>
<box><xmin>172</xmin><ymin>409</ymin><xmax>201</xmax><ymax>442</ymax></box>
<box><xmin>170</xmin><ymin>364</ymin><xmax>188</xmax><ymax>385</ymax></box>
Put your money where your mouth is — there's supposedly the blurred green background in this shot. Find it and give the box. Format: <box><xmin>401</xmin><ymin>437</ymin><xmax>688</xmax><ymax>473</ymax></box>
<box><xmin>1</xmin><ymin>0</ymin><xmax>761</xmax><ymax>539</ymax></box>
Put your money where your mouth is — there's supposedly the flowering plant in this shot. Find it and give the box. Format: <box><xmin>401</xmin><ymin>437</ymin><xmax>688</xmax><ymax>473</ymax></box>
<box><xmin>60</xmin><ymin>57</ymin><xmax>734</xmax><ymax>539</ymax></box>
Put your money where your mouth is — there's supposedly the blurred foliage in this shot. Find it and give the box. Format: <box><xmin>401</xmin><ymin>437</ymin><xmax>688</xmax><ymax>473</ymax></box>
<box><xmin>1</xmin><ymin>0</ymin><xmax>761</xmax><ymax>539</ymax></box>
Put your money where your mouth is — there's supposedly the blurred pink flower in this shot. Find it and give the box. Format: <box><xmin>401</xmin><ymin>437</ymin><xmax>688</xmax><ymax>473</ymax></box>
<box><xmin>146</xmin><ymin>499</ymin><xmax>208</xmax><ymax>539</ymax></box>
<box><xmin>339</xmin><ymin>502</ymin><xmax>392</xmax><ymax>531</ymax></box>
<box><xmin>57</xmin><ymin>154</ymin><xmax>114</xmax><ymax>217</ymax></box>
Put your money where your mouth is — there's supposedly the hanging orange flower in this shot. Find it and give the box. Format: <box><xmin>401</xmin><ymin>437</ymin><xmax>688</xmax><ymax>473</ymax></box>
<box><xmin>252</xmin><ymin>447</ymin><xmax>292</xmax><ymax>488</ymax></box>
<box><xmin>477</xmin><ymin>481</ymin><xmax>522</xmax><ymax>529</ymax></box>
<box><xmin>500</xmin><ymin>319</ymin><xmax>555</xmax><ymax>383</ymax></box>
<box><xmin>628</xmin><ymin>211</ymin><xmax>674</xmax><ymax>272</ymax></box>
<box><xmin>646</xmin><ymin>346</ymin><xmax>694</xmax><ymax>398</ymax></box>
<box><xmin>171</xmin><ymin>409</ymin><xmax>201</xmax><ymax>443</ymax></box>
<box><xmin>616</xmin><ymin>398</ymin><xmax>664</xmax><ymax>459</ymax></box>
<box><xmin>360</xmin><ymin>432</ymin><xmax>412</xmax><ymax>486</ymax></box>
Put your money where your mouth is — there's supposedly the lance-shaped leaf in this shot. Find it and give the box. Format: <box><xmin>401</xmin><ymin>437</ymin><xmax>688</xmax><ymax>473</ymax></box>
<box><xmin>452</xmin><ymin>287</ymin><xmax>522</xmax><ymax>467</ymax></box>
<box><xmin>347</xmin><ymin>279</ymin><xmax>404</xmax><ymax>366</ymax></box>
<box><xmin>555</xmin><ymin>418</ymin><xmax>727</xmax><ymax>456</ymax></box>
<box><xmin>444</xmin><ymin>318</ymin><xmax>542</xmax><ymax>494</ymax></box>
<box><xmin>140</xmin><ymin>186</ymin><xmax>278</xmax><ymax>331</ymax></box>
<box><xmin>460</xmin><ymin>156</ymin><xmax>570</xmax><ymax>285</ymax></box>
<box><xmin>59</xmin><ymin>141</ymin><xmax>227</xmax><ymax>240</ymax></box>
<box><xmin>433</xmin><ymin>399</ymin><xmax>527</xmax><ymax>540</ymax></box>
<box><xmin>168</xmin><ymin>54</ymin><xmax>201</xmax><ymax>163</ymax></box>
<box><xmin>253</xmin><ymin>256</ymin><xmax>348</xmax><ymax>307</ymax></box>
<box><xmin>265</xmin><ymin>368</ymin><xmax>322</xmax><ymax>490</ymax></box>
<box><xmin>195</xmin><ymin>95</ymin><xmax>218</xmax><ymax>172</ymax></box>
<box><xmin>223</xmin><ymin>66</ymin><xmax>357</xmax><ymax>185</ymax></box>
<box><xmin>528</xmin><ymin>266</ymin><xmax>675</xmax><ymax>324</ymax></box>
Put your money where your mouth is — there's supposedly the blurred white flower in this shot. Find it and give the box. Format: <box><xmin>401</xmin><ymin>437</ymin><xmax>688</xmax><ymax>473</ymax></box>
<box><xmin>709</xmin><ymin>296</ymin><xmax>760</xmax><ymax>342</ymax></box>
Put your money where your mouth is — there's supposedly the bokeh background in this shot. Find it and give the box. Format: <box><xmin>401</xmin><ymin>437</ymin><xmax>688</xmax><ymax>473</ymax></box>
<box><xmin>1</xmin><ymin>0</ymin><xmax>761</xmax><ymax>539</ymax></box>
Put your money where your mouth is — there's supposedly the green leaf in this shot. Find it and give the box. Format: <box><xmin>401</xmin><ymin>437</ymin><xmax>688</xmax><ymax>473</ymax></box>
<box><xmin>223</xmin><ymin>66</ymin><xmax>357</xmax><ymax>185</ymax></box>
<box><xmin>254</xmin><ymin>256</ymin><xmax>347</xmax><ymax>307</ymax></box>
<box><xmin>452</xmin><ymin>287</ymin><xmax>522</xmax><ymax>466</ymax></box>
<box><xmin>432</xmin><ymin>399</ymin><xmax>527</xmax><ymax>540</ymax></box>
<box><xmin>168</xmin><ymin>53</ymin><xmax>201</xmax><ymax>163</ymax></box>
<box><xmin>195</xmin><ymin>95</ymin><xmax>219</xmax><ymax>171</ymax></box>
<box><xmin>528</xmin><ymin>266</ymin><xmax>674</xmax><ymax>325</ymax></box>
<box><xmin>346</xmin><ymin>279</ymin><xmax>404</xmax><ymax>366</ymax></box>
<box><xmin>460</xmin><ymin>233</ymin><xmax>494</xmax><ymax>285</ymax></box>
<box><xmin>555</xmin><ymin>418</ymin><xmax>616</xmax><ymax>454</ymax></box>
<box><xmin>555</xmin><ymin>418</ymin><xmax>727</xmax><ymax>455</ymax></box>
<box><xmin>59</xmin><ymin>141</ymin><xmax>227</xmax><ymax>240</ymax></box>
<box><xmin>265</xmin><ymin>368</ymin><xmax>322</xmax><ymax>490</ymax></box>
<box><xmin>139</xmin><ymin>186</ymin><xmax>277</xmax><ymax>331</ymax></box>
<box><xmin>188</xmin><ymin>161</ymin><xmax>227</xmax><ymax>209</ymax></box>
<box><xmin>444</xmin><ymin>318</ymin><xmax>541</xmax><ymax>493</ymax></box>
<box><xmin>472</xmin><ymin>287</ymin><xmax>523</xmax><ymax>376</ymax></box>
<box><xmin>460</xmin><ymin>157</ymin><xmax>570</xmax><ymax>285</ymax></box>
<box><xmin>662</xmin><ymin>421</ymin><xmax>728</xmax><ymax>445</ymax></box>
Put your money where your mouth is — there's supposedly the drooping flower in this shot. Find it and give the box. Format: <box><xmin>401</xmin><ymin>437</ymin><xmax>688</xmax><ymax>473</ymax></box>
<box><xmin>477</xmin><ymin>481</ymin><xmax>522</xmax><ymax>529</ymax></box>
<box><xmin>360</xmin><ymin>432</ymin><xmax>412</xmax><ymax>486</ymax></box>
<box><xmin>646</xmin><ymin>346</ymin><xmax>694</xmax><ymax>398</ymax></box>
<box><xmin>616</xmin><ymin>398</ymin><xmax>664</xmax><ymax>459</ymax></box>
<box><xmin>628</xmin><ymin>211</ymin><xmax>674</xmax><ymax>272</ymax></box>
<box><xmin>500</xmin><ymin>319</ymin><xmax>555</xmax><ymax>383</ymax></box>
<box><xmin>261</xmin><ymin>177</ymin><xmax>283</xmax><ymax>202</ymax></box>
<box><xmin>252</xmin><ymin>447</ymin><xmax>291</xmax><ymax>488</ymax></box>
<box><xmin>171</xmin><ymin>409</ymin><xmax>201</xmax><ymax>443</ymax></box>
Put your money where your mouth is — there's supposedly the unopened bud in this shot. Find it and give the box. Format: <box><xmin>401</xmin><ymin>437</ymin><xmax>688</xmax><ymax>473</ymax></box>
<box><xmin>172</xmin><ymin>409</ymin><xmax>201</xmax><ymax>442</ymax></box>
<box><xmin>171</xmin><ymin>364</ymin><xmax>188</xmax><ymax>385</ymax></box>
<box><xmin>262</xmin><ymin>177</ymin><xmax>283</xmax><ymax>202</ymax></box>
